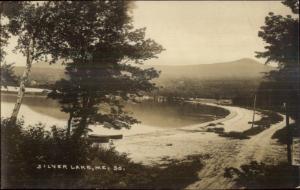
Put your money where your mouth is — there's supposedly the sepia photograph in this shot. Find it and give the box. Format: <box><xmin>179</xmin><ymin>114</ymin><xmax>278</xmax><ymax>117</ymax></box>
<box><xmin>0</xmin><ymin>0</ymin><xmax>299</xmax><ymax>189</ymax></box>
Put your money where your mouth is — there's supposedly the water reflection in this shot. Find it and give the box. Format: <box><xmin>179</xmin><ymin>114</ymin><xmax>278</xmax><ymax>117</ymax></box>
<box><xmin>126</xmin><ymin>101</ymin><xmax>226</xmax><ymax>128</ymax></box>
<box><xmin>2</xmin><ymin>94</ymin><xmax>68</xmax><ymax>120</ymax></box>
<box><xmin>1</xmin><ymin>94</ymin><xmax>228</xmax><ymax>128</ymax></box>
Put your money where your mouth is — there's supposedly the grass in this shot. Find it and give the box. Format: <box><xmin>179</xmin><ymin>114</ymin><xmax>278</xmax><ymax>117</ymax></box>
<box><xmin>272</xmin><ymin>123</ymin><xmax>300</xmax><ymax>144</ymax></box>
<box><xmin>205</xmin><ymin>110</ymin><xmax>283</xmax><ymax>140</ymax></box>
<box><xmin>224</xmin><ymin>161</ymin><xmax>299</xmax><ymax>189</ymax></box>
<box><xmin>219</xmin><ymin>131</ymin><xmax>250</xmax><ymax>140</ymax></box>
<box><xmin>243</xmin><ymin>126</ymin><xmax>266</xmax><ymax>136</ymax></box>
<box><xmin>5</xmin><ymin>151</ymin><xmax>207</xmax><ymax>189</ymax></box>
<box><xmin>207</xmin><ymin>123</ymin><xmax>217</xmax><ymax>127</ymax></box>
<box><xmin>249</xmin><ymin>110</ymin><xmax>283</xmax><ymax>128</ymax></box>
<box><xmin>1</xmin><ymin>118</ymin><xmax>208</xmax><ymax>189</ymax></box>
<box><xmin>207</xmin><ymin>127</ymin><xmax>224</xmax><ymax>134</ymax></box>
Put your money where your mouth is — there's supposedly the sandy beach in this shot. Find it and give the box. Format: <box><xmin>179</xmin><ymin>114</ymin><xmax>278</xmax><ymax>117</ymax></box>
<box><xmin>1</xmin><ymin>99</ymin><xmax>291</xmax><ymax>189</ymax></box>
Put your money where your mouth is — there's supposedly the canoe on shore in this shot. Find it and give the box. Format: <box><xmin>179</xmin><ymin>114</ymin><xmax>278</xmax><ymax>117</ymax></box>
<box><xmin>88</xmin><ymin>134</ymin><xmax>123</xmax><ymax>143</ymax></box>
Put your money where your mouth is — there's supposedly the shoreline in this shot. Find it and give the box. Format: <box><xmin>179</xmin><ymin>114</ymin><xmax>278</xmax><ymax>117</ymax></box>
<box><xmin>1</xmin><ymin>90</ymin><xmax>292</xmax><ymax>188</ymax></box>
<box><xmin>1</xmin><ymin>95</ymin><xmax>231</xmax><ymax>137</ymax></box>
<box><xmin>1</xmin><ymin>89</ymin><xmax>231</xmax><ymax>136</ymax></box>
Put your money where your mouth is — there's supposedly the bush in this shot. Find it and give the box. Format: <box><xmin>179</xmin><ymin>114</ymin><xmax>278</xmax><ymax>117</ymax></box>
<box><xmin>252</xmin><ymin>110</ymin><xmax>283</xmax><ymax>127</ymax></box>
<box><xmin>1</xmin><ymin>118</ymin><xmax>91</xmax><ymax>188</ymax></box>
<box><xmin>242</xmin><ymin>126</ymin><xmax>266</xmax><ymax>136</ymax></box>
<box><xmin>219</xmin><ymin>131</ymin><xmax>250</xmax><ymax>140</ymax></box>
<box><xmin>207</xmin><ymin>123</ymin><xmax>217</xmax><ymax>127</ymax></box>
<box><xmin>212</xmin><ymin>110</ymin><xmax>284</xmax><ymax>140</ymax></box>
<box><xmin>272</xmin><ymin>123</ymin><xmax>300</xmax><ymax>144</ymax></box>
<box><xmin>224</xmin><ymin>161</ymin><xmax>299</xmax><ymax>189</ymax></box>
<box><xmin>1</xmin><ymin>118</ymin><xmax>205</xmax><ymax>189</ymax></box>
<box><xmin>207</xmin><ymin>127</ymin><xmax>224</xmax><ymax>134</ymax></box>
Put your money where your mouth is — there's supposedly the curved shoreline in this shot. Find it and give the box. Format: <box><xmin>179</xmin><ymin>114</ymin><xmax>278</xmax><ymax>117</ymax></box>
<box><xmin>179</xmin><ymin>102</ymin><xmax>238</xmax><ymax>130</ymax></box>
<box><xmin>113</xmin><ymin>103</ymin><xmax>263</xmax><ymax>163</ymax></box>
<box><xmin>0</xmin><ymin>98</ymin><xmax>233</xmax><ymax>136</ymax></box>
<box><xmin>2</xmin><ymin>96</ymin><xmax>289</xmax><ymax>188</ymax></box>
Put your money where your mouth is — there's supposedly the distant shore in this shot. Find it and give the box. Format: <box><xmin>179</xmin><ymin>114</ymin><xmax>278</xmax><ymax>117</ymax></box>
<box><xmin>1</xmin><ymin>86</ymin><xmax>50</xmax><ymax>96</ymax></box>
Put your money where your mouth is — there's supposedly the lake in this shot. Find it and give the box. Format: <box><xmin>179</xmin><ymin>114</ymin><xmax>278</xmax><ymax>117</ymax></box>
<box><xmin>1</xmin><ymin>94</ymin><xmax>229</xmax><ymax>129</ymax></box>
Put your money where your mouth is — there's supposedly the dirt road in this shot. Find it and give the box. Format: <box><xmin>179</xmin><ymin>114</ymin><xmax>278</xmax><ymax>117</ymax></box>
<box><xmin>2</xmin><ymin>99</ymin><xmax>289</xmax><ymax>189</ymax></box>
<box><xmin>187</xmin><ymin>113</ymin><xmax>287</xmax><ymax>189</ymax></box>
<box><xmin>114</xmin><ymin>104</ymin><xmax>288</xmax><ymax>189</ymax></box>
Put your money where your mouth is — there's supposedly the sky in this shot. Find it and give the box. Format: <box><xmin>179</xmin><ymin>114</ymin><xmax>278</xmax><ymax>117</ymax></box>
<box><xmin>3</xmin><ymin>1</ymin><xmax>294</xmax><ymax>66</ymax></box>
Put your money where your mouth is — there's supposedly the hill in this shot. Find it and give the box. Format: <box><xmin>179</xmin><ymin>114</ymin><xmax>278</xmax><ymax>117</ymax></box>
<box><xmin>13</xmin><ymin>62</ymin><xmax>65</xmax><ymax>85</ymax></box>
<box><xmin>151</xmin><ymin>58</ymin><xmax>274</xmax><ymax>83</ymax></box>
<box><xmin>149</xmin><ymin>58</ymin><xmax>275</xmax><ymax>99</ymax></box>
<box><xmin>12</xmin><ymin>58</ymin><xmax>275</xmax><ymax>98</ymax></box>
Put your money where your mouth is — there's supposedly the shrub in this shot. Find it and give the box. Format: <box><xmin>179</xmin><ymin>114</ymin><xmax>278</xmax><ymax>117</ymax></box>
<box><xmin>224</xmin><ymin>161</ymin><xmax>299</xmax><ymax>189</ymax></box>
<box><xmin>213</xmin><ymin>110</ymin><xmax>283</xmax><ymax>140</ymax></box>
<box><xmin>219</xmin><ymin>131</ymin><xmax>250</xmax><ymax>140</ymax></box>
<box><xmin>1</xmin><ymin>118</ymin><xmax>90</xmax><ymax>188</ymax></box>
<box><xmin>207</xmin><ymin>123</ymin><xmax>217</xmax><ymax>127</ymax></box>
<box><xmin>243</xmin><ymin>126</ymin><xmax>265</xmax><ymax>136</ymax></box>
<box><xmin>1</xmin><ymin>118</ymin><xmax>205</xmax><ymax>189</ymax></box>
<box><xmin>207</xmin><ymin>127</ymin><xmax>224</xmax><ymax>134</ymax></box>
<box><xmin>272</xmin><ymin>123</ymin><xmax>300</xmax><ymax>144</ymax></box>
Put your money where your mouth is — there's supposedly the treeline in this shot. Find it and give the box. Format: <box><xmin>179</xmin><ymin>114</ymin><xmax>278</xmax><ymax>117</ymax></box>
<box><xmin>157</xmin><ymin>77</ymin><xmax>298</xmax><ymax>122</ymax></box>
<box><xmin>157</xmin><ymin>78</ymin><xmax>260</xmax><ymax>100</ymax></box>
<box><xmin>232</xmin><ymin>80</ymin><xmax>299</xmax><ymax>121</ymax></box>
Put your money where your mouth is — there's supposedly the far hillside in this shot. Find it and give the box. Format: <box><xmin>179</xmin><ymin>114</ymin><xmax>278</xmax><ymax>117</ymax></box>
<box><xmin>13</xmin><ymin>62</ymin><xmax>65</xmax><ymax>86</ymax></box>
<box><xmin>150</xmin><ymin>58</ymin><xmax>274</xmax><ymax>82</ymax></box>
<box><xmin>13</xmin><ymin>58</ymin><xmax>275</xmax><ymax>99</ymax></box>
<box><xmin>149</xmin><ymin>58</ymin><xmax>275</xmax><ymax>99</ymax></box>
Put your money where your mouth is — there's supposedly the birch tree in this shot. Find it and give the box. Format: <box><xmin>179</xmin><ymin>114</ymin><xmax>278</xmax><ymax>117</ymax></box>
<box><xmin>1</xmin><ymin>2</ymin><xmax>52</xmax><ymax>123</ymax></box>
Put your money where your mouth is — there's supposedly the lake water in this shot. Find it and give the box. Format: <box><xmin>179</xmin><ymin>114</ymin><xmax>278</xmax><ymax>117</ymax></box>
<box><xmin>1</xmin><ymin>94</ymin><xmax>228</xmax><ymax>129</ymax></box>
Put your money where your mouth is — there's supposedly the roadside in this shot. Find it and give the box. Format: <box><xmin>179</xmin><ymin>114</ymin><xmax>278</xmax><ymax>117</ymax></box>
<box><xmin>113</xmin><ymin>103</ymin><xmax>296</xmax><ymax>189</ymax></box>
<box><xmin>1</xmin><ymin>90</ymin><xmax>296</xmax><ymax>188</ymax></box>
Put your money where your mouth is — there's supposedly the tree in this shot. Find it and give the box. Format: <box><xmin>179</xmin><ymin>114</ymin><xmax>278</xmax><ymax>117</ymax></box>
<box><xmin>1</xmin><ymin>1</ymin><xmax>53</xmax><ymax>123</ymax></box>
<box><xmin>256</xmin><ymin>0</ymin><xmax>299</xmax><ymax>165</ymax></box>
<box><xmin>0</xmin><ymin>6</ymin><xmax>18</xmax><ymax>88</ymax></box>
<box><xmin>45</xmin><ymin>1</ymin><xmax>164</xmax><ymax>138</ymax></box>
<box><xmin>0</xmin><ymin>63</ymin><xmax>18</xmax><ymax>88</ymax></box>
<box><xmin>0</xmin><ymin>5</ymin><xmax>9</xmax><ymax>63</ymax></box>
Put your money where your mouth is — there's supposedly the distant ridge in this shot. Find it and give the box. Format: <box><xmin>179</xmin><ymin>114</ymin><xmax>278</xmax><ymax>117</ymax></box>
<box><xmin>12</xmin><ymin>58</ymin><xmax>275</xmax><ymax>85</ymax></box>
<box><xmin>151</xmin><ymin>58</ymin><xmax>275</xmax><ymax>82</ymax></box>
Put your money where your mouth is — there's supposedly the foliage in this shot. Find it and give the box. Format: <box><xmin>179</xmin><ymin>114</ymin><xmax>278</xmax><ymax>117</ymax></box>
<box><xmin>0</xmin><ymin>15</ymin><xmax>9</xmax><ymax>63</ymax></box>
<box><xmin>0</xmin><ymin>63</ymin><xmax>18</xmax><ymax>87</ymax></box>
<box><xmin>1</xmin><ymin>118</ymin><xmax>90</xmax><ymax>187</ymax></box>
<box><xmin>232</xmin><ymin>93</ymin><xmax>254</xmax><ymax>107</ymax></box>
<box><xmin>1</xmin><ymin>118</ymin><xmax>205</xmax><ymax>189</ymax></box>
<box><xmin>0</xmin><ymin>2</ymin><xmax>19</xmax><ymax>88</ymax></box>
<box><xmin>160</xmin><ymin>78</ymin><xmax>260</xmax><ymax>100</ymax></box>
<box><xmin>1</xmin><ymin>1</ymin><xmax>54</xmax><ymax>63</ymax></box>
<box><xmin>256</xmin><ymin>80</ymin><xmax>299</xmax><ymax>120</ymax></box>
<box><xmin>282</xmin><ymin>0</ymin><xmax>299</xmax><ymax>14</ymax></box>
<box><xmin>1</xmin><ymin>1</ymin><xmax>65</xmax><ymax>122</ymax></box>
<box><xmin>256</xmin><ymin>13</ymin><xmax>298</xmax><ymax>65</ymax></box>
<box><xmin>219</xmin><ymin>131</ymin><xmax>250</xmax><ymax>140</ymax></box>
<box><xmin>224</xmin><ymin>161</ymin><xmax>299</xmax><ymax>189</ymax></box>
<box><xmin>272</xmin><ymin>123</ymin><xmax>300</xmax><ymax>144</ymax></box>
<box><xmin>255</xmin><ymin>0</ymin><xmax>299</xmax><ymax>122</ymax></box>
<box><xmin>213</xmin><ymin>110</ymin><xmax>283</xmax><ymax>140</ymax></box>
<box><xmin>252</xmin><ymin>110</ymin><xmax>283</xmax><ymax>126</ymax></box>
<box><xmin>43</xmin><ymin>1</ymin><xmax>164</xmax><ymax>138</ymax></box>
<box><xmin>206</xmin><ymin>127</ymin><xmax>225</xmax><ymax>134</ymax></box>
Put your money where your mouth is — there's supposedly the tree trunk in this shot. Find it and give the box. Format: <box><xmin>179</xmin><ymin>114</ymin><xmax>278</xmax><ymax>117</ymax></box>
<box><xmin>251</xmin><ymin>94</ymin><xmax>257</xmax><ymax>128</ymax></box>
<box><xmin>286</xmin><ymin>104</ymin><xmax>292</xmax><ymax>165</ymax></box>
<box><xmin>73</xmin><ymin>115</ymin><xmax>87</xmax><ymax>139</ymax></box>
<box><xmin>66</xmin><ymin>112</ymin><xmax>73</xmax><ymax>138</ymax></box>
<box><xmin>72</xmin><ymin>96</ymin><xmax>89</xmax><ymax>139</ymax></box>
<box><xmin>10</xmin><ymin>42</ymin><xmax>33</xmax><ymax>123</ymax></box>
